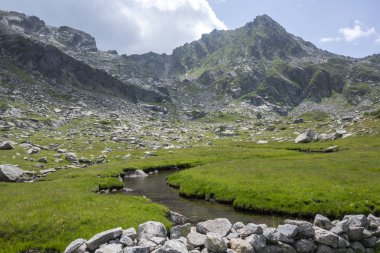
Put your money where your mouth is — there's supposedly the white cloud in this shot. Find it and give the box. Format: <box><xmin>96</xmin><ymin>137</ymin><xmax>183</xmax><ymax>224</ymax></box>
<box><xmin>339</xmin><ymin>22</ymin><xmax>376</xmax><ymax>42</ymax></box>
<box><xmin>0</xmin><ymin>0</ymin><xmax>227</xmax><ymax>54</ymax></box>
<box><xmin>320</xmin><ymin>37</ymin><xmax>341</xmax><ymax>43</ymax></box>
<box><xmin>375</xmin><ymin>36</ymin><xmax>380</xmax><ymax>44</ymax></box>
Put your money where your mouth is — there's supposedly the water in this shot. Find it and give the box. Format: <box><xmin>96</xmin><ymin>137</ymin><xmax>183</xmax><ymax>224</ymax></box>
<box><xmin>123</xmin><ymin>170</ymin><xmax>283</xmax><ymax>226</ymax></box>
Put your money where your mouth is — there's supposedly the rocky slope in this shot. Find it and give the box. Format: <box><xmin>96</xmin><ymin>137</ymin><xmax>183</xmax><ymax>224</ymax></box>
<box><xmin>0</xmin><ymin>10</ymin><xmax>379</xmax><ymax>119</ymax></box>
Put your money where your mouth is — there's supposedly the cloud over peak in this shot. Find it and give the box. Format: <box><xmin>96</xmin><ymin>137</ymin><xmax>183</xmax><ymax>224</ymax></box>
<box><xmin>338</xmin><ymin>21</ymin><xmax>376</xmax><ymax>42</ymax></box>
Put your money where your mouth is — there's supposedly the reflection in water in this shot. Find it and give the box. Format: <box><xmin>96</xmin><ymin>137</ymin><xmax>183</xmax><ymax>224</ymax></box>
<box><xmin>124</xmin><ymin>170</ymin><xmax>283</xmax><ymax>226</ymax></box>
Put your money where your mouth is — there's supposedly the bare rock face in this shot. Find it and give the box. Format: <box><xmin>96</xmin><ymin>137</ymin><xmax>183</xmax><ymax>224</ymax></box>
<box><xmin>56</xmin><ymin>26</ymin><xmax>97</xmax><ymax>51</ymax></box>
<box><xmin>0</xmin><ymin>164</ymin><xmax>25</xmax><ymax>182</ymax></box>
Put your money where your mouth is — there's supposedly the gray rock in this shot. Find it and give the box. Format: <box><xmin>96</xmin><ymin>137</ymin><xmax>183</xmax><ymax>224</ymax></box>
<box><xmin>343</xmin><ymin>215</ymin><xmax>369</xmax><ymax>228</ymax></box>
<box><xmin>276</xmin><ymin>224</ymin><xmax>299</xmax><ymax>238</ymax></box>
<box><xmin>125</xmin><ymin>169</ymin><xmax>148</xmax><ymax>178</ymax></box>
<box><xmin>229</xmin><ymin>238</ymin><xmax>254</xmax><ymax>253</ymax></box>
<box><xmin>65</xmin><ymin>152</ymin><xmax>78</xmax><ymax>163</ymax></box>
<box><xmin>95</xmin><ymin>243</ymin><xmax>123</xmax><ymax>253</ymax></box>
<box><xmin>295</xmin><ymin>129</ymin><xmax>316</xmax><ymax>143</ymax></box>
<box><xmin>27</xmin><ymin>146</ymin><xmax>41</xmax><ymax>155</ymax></box>
<box><xmin>313</xmin><ymin>227</ymin><xmax>339</xmax><ymax>248</ymax></box>
<box><xmin>315</xmin><ymin>244</ymin><xmax>333</xmax><ymax>253</ymax></box>
<box><xmin>157</xmin><ymin>239</ymin><xmax>188</xmax><ymax>253</ymax></box>
<box><xmin>347</xmin><ymin>226</ymin><xmax>364</xmax><ymax>241</ymax></box>
<box><xmin>246</xmin><ymin>234</ymin><xmax>266</xmax><ymax>252</ymax></box>
<box><xmin>123</xmin><ymin>227</ymin><xmax>137</xmax><ymax>240</ymax></box>
<box><xmin>0</xmin><ymin>141</ymin><xmax>14</xmax><ymax>150</ymax></box>
<box><xmin>63</xmin><ymin>238</ymin><xmax>86</xmax><ymax>253</ymax></box>
<box><xmin>259</xmin><ymin>242</ymin><xmax>296</xmax><ymax>253</ymax></box>
<box><xmin>314</xmin><ymin>214</ymin><xmax>333</xmax><ymax>230</ymax></box>
<box><xmin>274</xmin><ymin>231</ymin><xmax>294</xmax><ymax>244</ymax></box>
<box><xmin>40</xmin><ymin>168</ymin><xmax>56</xmax><ymax>174</ymax></box>
<box><xmin>350</xmin><ymin>241</ymin><xmax>365</xmax><ymax>253</ymax></box>
<box><xmin>262</xmin><ymin>227</ymin><xmax>277</xmax><ymax>243</ymax></box>
<box><xmin>187</xmin><ymin>232</ymin><xmax>207</xmax><ymax>248</ymax></box>
<box><xmin>197</xmin><ymin>218</ymin><xmax>232</xmax><ymax>237</ymax></box>
<box><xmin>169</xmin><ymin>211</ymin><xmax>189</xmax><ymax>225</ymax></box>
<box><xmin>295</xmin><ymin>239</ymin><xmax>316</xmax><ymax>253</ymax></box>
<box><xmin>204</xmin><ymin>232</ymin><xmax>227</xmax><ymax>253</ymax></box>
<box><xmin>138</xmin><ymin>221</ymin><xmax>167</xmax><ymax>240</ymax></box>
<box><xmin>123</xmin><ymin>246</ymin><xmax>149</xmax><ymax>253</ymax></box>
<box><xmin>284</xmin><ymin>220</ymin><xmax>314</xmax><ymax>238</ymax></box>
<box><xmin>239</xmin><ymin>223</ymin><xmax>263</xmax><ymax>237</ymax></box>
<box><xmin>337</xmin><ymin>236</ymin><xmax>349</xmax><ymax>248</ymax></box>
<box><xmin>361</xmin><ymin>236</ymin><xmax>377</xmax><ymax>248</ymax></box>
<box><xmin>232</xmin><ymin>222</ymin><xmax>245</xmax><ymax>234</ymax></box>
<box><xmin>38</xmin><ymin>157</ymin><xmax>48</xmax><ymax>163</ymax></box>
<box><xmin>171</xmin><ymin>223</ymin><xmax>191</xmax><ymax>239</ymax></box>
<box><xmin>120</xmin><ymin>236</ymin><xmax>134</xmax><ymax>247</ymax></box>
<box><xmin>330</xmin><ymin>220</ymin><xmax>350</xmax><ymax>235</ymax></box>
<box><xmin>86</xmin><ymin>227</ymin><xmax>123</xmax><ymax>251</ymax></box>
<box><xmin>0</xmin><ymin>164</ymin><xmax>25</xmax><ymax>182</ymax></box>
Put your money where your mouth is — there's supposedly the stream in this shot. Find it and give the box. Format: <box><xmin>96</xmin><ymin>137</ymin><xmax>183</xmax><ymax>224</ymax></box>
<box><xmin>123</xmin><ymin>170</ymin><xmax>284</xmax><ymax>226</ymax></box>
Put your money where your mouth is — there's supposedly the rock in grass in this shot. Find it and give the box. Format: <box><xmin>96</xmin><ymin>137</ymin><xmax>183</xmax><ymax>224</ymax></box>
<box><xmin>138</xmin><ymin>221</ymin><xmax>167</xmax><ymax>240</ymax></box>
<box><xmin>204</xmin><ymin>232</ymin><xmax>227</xmax><ymax>253</ymax></box>
<box><xmin>295</xmin><ymin>129</ymin><xmax>316</xmax><ymax>143</ymax></box>
<box><xmin>229</xmin><ymin>238</ymin><xmax>254</xmax><ymax>253</ymax></box>
<box><xmin>0</xmin><ymin>164</ymin><xmax>25</xmax><ymax>182</ymax></box>
<box><xmin>197</xmin><ymin>218</ymin><xmax>232</xmax><ymax>237</ymax></box>
<box><xmin>27</xmin><ymin>146</ymin><xmax>40</xmax><ymax>155</ymax></box>
<box><xmin>157</xmin><ymin>239</ymin><xmax>189</xmax><ymax>253</ymax></box>
<box><xmin>86</xmin><ymin>227</ymin><xmax>123</xmax><ymax>251</ymax></box>
<box><xmin>63</xmin><ymin>238</ymin><xmax>86</xmax><ymax>253</ymax></box>
<box><xmin>65</xmin><ymin>152</ymin><xmax>78</xmax><ymax>163</ymax></box>
<box><xmin>0</xmin><ymin>141</ymin><xmax>14</xmax><ymax>150</ymax></box>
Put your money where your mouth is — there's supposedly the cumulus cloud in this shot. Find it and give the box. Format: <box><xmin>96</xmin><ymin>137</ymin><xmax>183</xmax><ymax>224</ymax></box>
<box><xmin>339</xmin><ymin>20</ymin><xmax>376</xmax><ymax>42</ymax></box>
<box><xmin>320</xmin><ymin>37</ymin><xmax>341</xmax><ymax>43</ymax></box>
<box><xmin>0</xmin><ymin>0</ymin><xmax>227</xmax><ymax>54</ymax></box>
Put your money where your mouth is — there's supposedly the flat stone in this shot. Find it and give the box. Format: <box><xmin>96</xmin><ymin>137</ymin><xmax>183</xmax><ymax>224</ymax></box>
<box><xmin>187</xmin><ymin>232</ymin><xmax>206</xmax><ymax>247</ymax></box>
<box><xmin>197</xmin><ymin>218</ymin><xmax>232</xmax><ymax>237</ymax></box>
<box><xmin>86</xmin><ymin>227</ymin><xmax>123</xmax><ymax>251</ymax></box>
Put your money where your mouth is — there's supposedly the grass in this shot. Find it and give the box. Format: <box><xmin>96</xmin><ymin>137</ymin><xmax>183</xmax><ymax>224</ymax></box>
<box><xmin>0</xmin><ymin>116</ymin><xmax>379</xmax><ymax>252</ymax></box>
<box><xmin>167</xmin><ymin>135</ymin><xmax>380</xmax><ymax>218</ymax></box>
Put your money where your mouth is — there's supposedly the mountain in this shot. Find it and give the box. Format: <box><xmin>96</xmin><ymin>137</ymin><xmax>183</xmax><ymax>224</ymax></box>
<box><xmin>0</xmin><ymin>10</ymin><xmax>379</xmax><ymax>118</ymax></box>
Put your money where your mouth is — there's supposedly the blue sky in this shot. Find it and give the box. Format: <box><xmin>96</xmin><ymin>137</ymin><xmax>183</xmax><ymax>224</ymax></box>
<box><xmin>209</xmin><ymin>0</ymin><xmax>380</xmax><ymax>58</ymax></box>
<box><xmin>0</xmin><ymin>0</ymin><xmax>379</xmax><ymax>57</ymax></box>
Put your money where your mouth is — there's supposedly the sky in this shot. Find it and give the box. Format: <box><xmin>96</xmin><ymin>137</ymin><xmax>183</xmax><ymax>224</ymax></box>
<box><xmin>0</xmin><ymin>0</ymin><xmax>379</xmax><ymax>58</ymax></box>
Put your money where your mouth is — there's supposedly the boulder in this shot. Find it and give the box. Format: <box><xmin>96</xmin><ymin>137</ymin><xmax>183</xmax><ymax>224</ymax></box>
<box><xmin>170</xmin><ymin>223</ymin><xmax>191</xmax><ymax>239</ymax></box>
<box><xmin>347</xmin><ymin>226</ymin><xmax>364</xmax><ymax>241</ymax></box>
<box><xmin>204</xmin><ymin>232</ymin><xmax>227</xmax><ymax>253</ymax></box>
<box><xmin>95</xmin><ymin>243</ymin><xmax>123</xmax><ymax>253</ymax></box>
<box><xmin>157</xmin><ymin>239</ymin><xmax>188</xmax><ymax>253</ymax></box>
<box><xmin>197</xmin><ymin>218</ymin><xmax>232</xmax><ymax>237</ymax></box>
<box><xmin>295</xmin><ymin>129</ymin><xmax>316</xmax><ymax>143</ymax></box>
<box><xmin>239</xmin><ymin>223</ymin><xmax>263</xmax><ymax>237</ymax></box>
<box><xmin>246</xmin><ymin>234</ymin><xmax>266</xmax><ymax>252</ymax></box>
<box><xmin>276</xmin><ymin>224</ymin><xmax>299</xmax><ymax>238</ymax></box>
<box><xmin>138</xmin><ymin>221</ymin><xmax>167</xmax><ymax>240</ymax></box>
<box><xmin>0</xmin><ymin>164</ymin><xmax>25</xmax><ymax>182</ymax></box>
<box><xmin>0</xmin><ymin>141</ymin><xmax>14</xmax><ymax>150</ymax></box>
<box><xmin>330</xmin><ymin>220</ymin><xmax>350</xmax><ymax>235</ymax></box>
<box><xmin>314</xmin><ymin>214</ymin><xmax>333</xmax><ymax>230</ymax></box>
<box><xmin>65</xmin><ymin>152</ymin><xmax>78</xmax><ymax>163</ymax></box>
<box><xmin>86</xmin><ymin>227</ymin><xmax>123</xmax><ymax>251</ymax></box>
<box><xmin>284</xmin><ymin>220</ymin><xmax>314</xmax><ymax>237</ymax></box>
<box><xmin>295</xmin><ymin>239</ymin><xmax>317</xmax><ymax>253</ymax></box>
<box><xmin>169</xmin><ymin>211</ymin><xmax>189</xmax><ymax>225</ymax></box>
<box><xmin>186</xmin><ymin>232</ymin><xmax>207</xmax><ymax>248</ymax></box>
<box><xmin>229</xmin><ymin>238</ymin><xmax>254</xmax><ymax>253</ymax></box>
<box><xmin>63</xmin><ymin>238</ymin><xmax>86</xmax><ymax>253</ymax></box>
<box><xmin>125</xmin><ymin>169</ymin><xmax>148</xmax><ymax>178</ymax></box>
<box><xmin>343</xmin><ymin>215</ymin><xmax>369</xmax><ymax>228</ymax></box>
<box><xmin>313</xmin><ymin>227</ymin><xmax>339</xmax><ymax>248</ymax></box>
